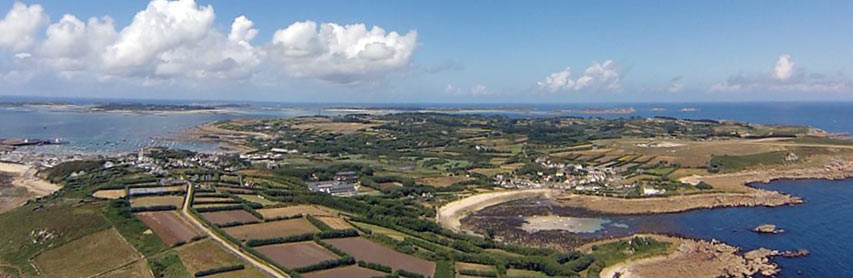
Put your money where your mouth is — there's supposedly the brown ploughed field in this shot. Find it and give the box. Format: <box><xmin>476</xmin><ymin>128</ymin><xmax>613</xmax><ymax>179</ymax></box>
<box><xmin>136</xmin><ymin>211</ymin><xmax>201</xmax><ymax>245</ymax></box>
<box><xmin>324</xmin><ymin>237</ymin><xmax>435</xmax><ymax>277</ymax></box>
<box><xmin>222</xmin><ymin>218</ymin><xmax>319</xmax><ymax>241</ymax></box>
<box><xmin>258</xmin><ymin>205</ymin><xmax>335</xmax><ymax>218</ymax></box>
<box><xmin>255</xmin><ymin>241</ymin><xmax>340</xmax><ymax>269</ymax></box>
<box><xmin>200</xmin><ymin>210</ymin><xmax>260</xmax><ymax>226</ymax></box>
<box><xmin>303</xmin><ymin>265</ymin><xmax>387</xmax><ymax>278</ymax></box>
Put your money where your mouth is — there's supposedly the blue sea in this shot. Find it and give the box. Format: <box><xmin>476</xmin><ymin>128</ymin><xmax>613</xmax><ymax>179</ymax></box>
<box><xmin>2</xmin><ymin>98</ymin><xmax>853</xmax><ymax>277</ymax></box>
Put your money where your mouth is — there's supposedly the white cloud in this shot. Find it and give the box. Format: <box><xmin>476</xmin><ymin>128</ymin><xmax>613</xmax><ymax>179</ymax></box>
<box><xmin>103</xmin><ymin>0</ymin><xmax>215</xmax><ymax>71</ymax></box>
<box><xmin>228</xmin><ymin>15</ymin><xmax>258</xmax><ymax>48</ymax></box>
<box><xmin>773</xmin><ymin>54</ymin><xmax>794</xmax><ymax>81</ymax></box>
<box><xmin>269</xmin><ymin>21</ymin><xmax>417</xmax><ymax>84</ymax></box>
<box><xmin>711</xmin><ymin>54</ymin><xmax>849</xmax><ymax>93</ymax></box>
<box><xmin>0</xmin><ymin>2</ymin><xmax>49</xmax><ymax>51</ymax></box>
<box><xmin>0</xmin><ymin>0</ymin><xmax>419</xmax><ymax>90</ymax></box>
<box><xmin>537</xmin><ymin>60</ymin><xmax>621</xmax><ymax>92</ymax></box>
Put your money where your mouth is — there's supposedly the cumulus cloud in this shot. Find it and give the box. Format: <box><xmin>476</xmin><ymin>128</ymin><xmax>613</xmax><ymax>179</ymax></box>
<box><xmin>711</xmin><ymin>54</ymin><xmax>849</xmax><ymax>93</ymax></box>
<box><xmin>0</xmin><ymin>0</ymin><xmax>418</xmax><ymax>88</ymax></box>
<box><xmin>0</xmin><ymin>2</ymin><xmax>48</xmax><ymax>51</ymax></box>
<box><xmin>537</xmin><ymin>60</ymin><xmax>621</xmax><ymax>92</ymax></box>
<box><xmin>269</xmin><ymin>21</ymin><xmax>417</xmax><ymax>84</ymax></box>
<box><xmin>773</xmin><ymin>54</ymin><xmax>794</xmax><ymax>81</ymax></box>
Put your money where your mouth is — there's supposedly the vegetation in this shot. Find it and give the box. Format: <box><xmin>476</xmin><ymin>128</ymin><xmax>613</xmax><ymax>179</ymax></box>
<box><xmin>149</xmin><ymin>250</ymin><xmax>191</xmax><ymax>278</ymax></box>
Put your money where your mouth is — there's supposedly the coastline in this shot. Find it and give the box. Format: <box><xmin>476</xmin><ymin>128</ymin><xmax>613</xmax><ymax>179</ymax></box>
<box><xmin>596</xmin><ymin>235</ymin><xmax>783</xmax><ymax>278</ymax></box>
<box><xmin>0</xmin><ymin>162</ymin><xmax>61</xmax><ymax>213</ymax></box>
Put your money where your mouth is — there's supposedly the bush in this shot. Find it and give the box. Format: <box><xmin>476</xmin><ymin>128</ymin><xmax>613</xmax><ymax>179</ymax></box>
<box><xmin>358</xmin><ymin>261</ymin><xmax>393</xmax><ymax>273</ymax></box>
<box><xmin>293</xmin><ymin>256</ymin><xmax>355</xmax><ymax>273</ymax></box>
<box><xmin>696</xmin><ymin>181</ymin><xmax>713</xmax><ymax>190</ymax></box>
<box><xmin>306</xmin><ymin>214</ymin><xmax>332</xmax><ymax>231</ymax></box>
<box><xmin>397</xmin><ymin>269</ymin><xmax>426</xmax><ymax>278</ymax></box>
<box><xmin>130</xmin><ymin>205</ymin><xmax>177</xmax><ymax>213</ymax></box>
<box><xmin>317</xmin><ymin>229</ymin><xmax>359</xmax><ymax>239</ymax></box>
<box><xmin>246</xmin><ymin>233</ymin><xmax>315</xmax><ymax>247</ymax></box>
<box><xmin>458</xmin><ymin>269</ymin><xmax>498</xmax><ymax>277</ymax></box>
<box><xmin>195</xmin><ymin>264</ymin><xmax>244</xmax><ymax>277</ymax></box>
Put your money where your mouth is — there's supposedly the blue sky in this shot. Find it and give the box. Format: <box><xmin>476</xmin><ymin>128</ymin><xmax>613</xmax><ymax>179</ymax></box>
<box><xmin>1</xmin><ymin>0</ymin><xmax>852</xmax><ymax>103</ymax></box>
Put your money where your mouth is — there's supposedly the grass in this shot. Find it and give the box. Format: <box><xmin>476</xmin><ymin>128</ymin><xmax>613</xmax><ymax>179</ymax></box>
<box><xmin>0</xmin><ymin>202</ymin><xmax>110</xmax><ymax>274</ymax></box>
<box><xmin>585</xmin><ymin>237</ymin><xmax>671</xmax><ymax>278</ymax></box>
<box><xmin>709</xmin><ymin>151</ymin><xmax>788</xmax><ymax>173</ymax></box>
<box><xmin>148</xmin><ymin>250</ymin><xmax>191</xmax><ymax>278</ymax></box>
<box><xmin>787</xmin><ymin>136</ymin><xmax>853</xmax><ymax>146</ymax></box>
<box><xmin>506</xmin><ymin>268</ymin><xmax>549</xmax><ymax>278</ymax></box>
<box><xmin>103</xmin><ymin>200</ymin><xmax>167</xmax><ymax>256</ymax></box>
<box><xmin>350</xmin><ymin>221</ymin><xmax>408</xmax><ymax>241</ymax></box>
<box><xmin>434</xmin><ymin>261</ymin><xmax>454</xmax><ymax>278</ymax></box>
<box><xmin>33</xmin><ymin>228</ymin><xmax>141</xmax><ymax>278</ymax></box>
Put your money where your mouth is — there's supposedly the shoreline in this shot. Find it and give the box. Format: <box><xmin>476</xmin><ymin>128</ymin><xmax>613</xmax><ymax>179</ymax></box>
<box><xmin>0</xmin><ymin>162</ymin><xmax>61</xmax><ymax>213</ymax></box>
<box><xmin>596</xmin><ymin>235</ymin><xmax>786</xmax><ymax>278</ymax></box>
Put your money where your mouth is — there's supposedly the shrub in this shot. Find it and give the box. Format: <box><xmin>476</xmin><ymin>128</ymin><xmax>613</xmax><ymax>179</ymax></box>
<box><xmin>195</xmin><ymin>264</ymin><xmax>244</xmax><ymax>277</ymax></box>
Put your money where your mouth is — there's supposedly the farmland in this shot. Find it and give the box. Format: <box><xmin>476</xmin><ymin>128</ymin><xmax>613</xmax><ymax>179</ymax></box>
<box><xmin>256</xmin><ymin>241</ymin><xmax>340</xmax><ymax>269</ymax></box>
<box><xmin>258</xmin><ymin>205</ymin><xmax>336</xmax><ymax>218</ymax></box>
<box><xmin>303</xmin><ymin>265</ymin><xmax>388</xmax><ymax>278</ymax></box>
<box><xmin>201</xmin><ymin>210</ymin><xmax>260</xmax><ymax>226</ymax></box>
<box><xmin>136</xmin><ymin>211</ymin><xmax>202</xmax><ymax>246</ymax></box>
<box><xmin>223</xmin><ymin>218</ymin><xmax>319</xmax><ymax>241</ymax></box>
<box><xmin>325</xmin><ymin>237</ymin><xmax>436</xmax><ymax>277</ymax></box>
<box><xmin>33</xmin><ymin>228</ymin><xmax>141</xmax><ymax>278</ymax></box>
<box><xmin>131</xmin><ymin>195</ymin><xmax>185</xmax><ymax>208</ymax></box>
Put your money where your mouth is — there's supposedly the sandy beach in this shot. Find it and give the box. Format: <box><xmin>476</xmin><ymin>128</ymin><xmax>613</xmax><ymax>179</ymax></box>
<box><xmin>0</xmin><ymin>162</ymin><xmax>61</xmax><ymax>213</ymax></box>
<box><xmin>437</xmin><ymin>189</ymin><xmax>555</xmax><ymax>233</ymax></box>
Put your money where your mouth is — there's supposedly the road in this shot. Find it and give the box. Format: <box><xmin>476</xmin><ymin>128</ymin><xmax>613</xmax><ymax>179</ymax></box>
<box><xmin>180</xmin><ymin>183</ymin><xmax>289</xmax><ymax>278</ymax></box>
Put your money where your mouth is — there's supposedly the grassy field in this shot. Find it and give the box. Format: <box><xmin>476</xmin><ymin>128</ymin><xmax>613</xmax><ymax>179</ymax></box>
<box><xmin>585</xmin><ymin>237</ymin><xmax>671</xmax><ymax>278</ymax></box>
<box><xmin>100</xmin><ymin>259</ymin><xmax>154</xmax><ymax>278</ymax></box>
<box><xmin>709</xmin><ymin>151</ymin><xmax>789</xmax><ymax>173</ymax></box>
<box><xmin>131</xmin><ymin>196</ymin><xmax>184</xmax><ymax>208</ymax></box>
<box><xmin>506</xmin><ymin>268</ymin><xmax>550</xmax><ymax>278</ymax></box>
<box><xmin>147</xmin><ymin>250</ymin><xmax>190</xmax><ymax>278</ymax></box>
<box><xmin>33</xmin><ymin>228</ymin><xmax>141</xmax><ymax>278</ymax></box>
<box><xmin>0</xmin><ymin>202</ymin><xmax>110</xmax><ymax>274</ymax></box>
<box><xmin>350</xmin><ymin>221</ymin><xmax>408</xmax><ymax>240</ymax></box>
<box><xmin>238</xmin><ymin>194</ymin><xmax>279</xmax><ymax>206</ymax></box>
<box><xmin>103</xmin><ymin>200</ymin><xmax>167</xmax><ymax>256</ymax></box>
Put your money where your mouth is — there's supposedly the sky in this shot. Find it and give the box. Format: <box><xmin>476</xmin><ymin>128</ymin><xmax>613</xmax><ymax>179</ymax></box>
<box><xmin>0</xmin><ymin>0</ymin><xmax>852</xmax><ymax>103</ymax></box>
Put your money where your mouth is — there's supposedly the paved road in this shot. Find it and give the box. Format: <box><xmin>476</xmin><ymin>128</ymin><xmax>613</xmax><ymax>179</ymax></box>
<box><xmin>180</xmin><ymin>183</ymin><xmax>289</xmax><ymax>278</ymax></box>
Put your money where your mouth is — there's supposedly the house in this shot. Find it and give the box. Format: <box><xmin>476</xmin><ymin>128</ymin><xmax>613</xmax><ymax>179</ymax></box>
<box><xmin>308</xmin><ymin>181</ymin><xmax>357</xmax><ymax>197</ymax></box>
<box><xmin>333</xmin><ymin>171</ymin><xmax>359</xmax><ymax>182</ymax></box>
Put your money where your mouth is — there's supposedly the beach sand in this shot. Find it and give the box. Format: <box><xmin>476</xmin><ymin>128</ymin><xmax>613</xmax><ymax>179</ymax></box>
<box><xmin>0</xmin><ymin>162</ymin><xmax>61</xmax><ymax>213</ymax></box>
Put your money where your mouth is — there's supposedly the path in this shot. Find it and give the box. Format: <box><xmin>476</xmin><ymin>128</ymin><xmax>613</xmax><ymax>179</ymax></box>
<box><xmin>180</xmin><ymin>183</ymin><xmax>289</xmax><ymax>278</ymax></box>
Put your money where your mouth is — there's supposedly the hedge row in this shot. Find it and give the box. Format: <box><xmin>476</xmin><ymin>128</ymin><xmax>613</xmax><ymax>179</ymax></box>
<box><xmin>216</xmin><ymin>220</ymin><xmax>261</xmax><ymax>228</ymax></box>
<box><xmin>292</xmin><ymin>256</ymin><xmax>355</xmax><ymax>273</ymax></box>
<box><xmin>458</xmin><ymin>269</ymin><xmax>497</xmax><ymax>277</ymax></box>
<box><xmin>314</xmin><ymin>238</ymin><xmax>349</xmax><ymax>257</ymax></box>
<box><xmin>130</xmin><ymin>205</ymin><xmax>177</xmax><ymax>212</ymax></box>
<box><xmin>194</xmin><ymin>264</ymin><xmax>244</xmax><ymax>277</ymax></box>
<box><xmin>264</xmin><ymin>213</ymin><xmax>303</xmax><ymax>222</ymax></box>
<box><xmin>357</xmin><ymin>261</ymin><xmax>393</xmax><ymax>273</ymax></box>
<box><xmin>306</xmin><ymin>214</ymin><xmax>332</xmax><ymax>231</ymax></box>
<box><xmin>246</xmin><ymin>233</ymin><xmax>315</xmax><ymax>247</ymax></box>
<box><xmin>317</xmin><ymin>229</ymin><xmax>359</xmax><ymax>239</ymax></box>
<box><xmin>194</xmin><ymin>204</ymin><xmax>244</xmax><ymax>213</ymax></box>
<box><xmin>192</xmin><ymin>200</ymin><xmax>241</xmax><ymax>205</ymax></box>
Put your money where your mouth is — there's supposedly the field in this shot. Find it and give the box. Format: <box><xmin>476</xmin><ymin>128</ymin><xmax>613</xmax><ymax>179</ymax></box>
<box><xmin>324</xmin><ymin>237</ymin><xmax>436</xmax><ymax>277</ymax></box>
<box><xmin>223</xmin><ymin>218</ymin><xmax>319</xmax><ymax>241</ymax></box>
<box><xmin>303</xmin><ymin>265</ymin><xmax>387</xmax><ymax>278</ymax></box>
<box><xmin>456</xmin><ymin>262</ymin><xmax>496</xmax><ymax>278</ymax></box>
<box><xmin>238</xmin><ymin>194</ymin><xmax>279</xmax><ymax>206</ymax></box>
<box><xmin>258</xmin><ymin>205</ymin><xmax>335</xmax><ymax>219</ymax></box>
<box><xmin>315</xmin><ymin>215</ymin><xmax>353</xmax><ymax>229</ymax></box>
<box><xmin>99</xmin><ymin>259</ymin><xmax>153</xmax><ymax>278</ymax></box>
<box><xmin>131</xmin><ymin>195</ymin><xmax>184</xmax><ymax>208</ymax></box>
<box><xmin>176</xmin><ymin>240</ymin><xmax>268</xmax><ymax>278</ymax></box>
<box><xmin>136</xmin><ymin>211</ymin><xmax>202</xmax><ymax>246</ymax></box>
<box><xmin>594</xmin><ymin>138</ymin><xmax>784</xmax><ymax>168</ymax></box>
<box><xmin>291</xmin><ymin>121</ymin><xmax>380</xmax><ymax>134</ymax></box>
<box><xmin>33</xmin><ymin>228</ymin><xmax>141</xmax><ymax>278</ymax></box>
<box><xmin>201</xmin><ymin>210</ymin><xmax>260</xmax><ymax>226</ymax></box>
<box><xmin>417</xmin><ymin>175</ymin><xmax>474</xmax><ymax>187</ymax></box>
<box><xmin>350</xmin><ymin>221</ymin><xmax>408</xmax><ymax>240</ymax></box>
<box><xmin>506</xmin><ymin>268</ymin><xmax>549</xmax><ymax>278</ymax></box>
<box><xmin>92</xmin><ymin>189</ymin><xmax>126</xmax><ymax>199</ymax></box>
<box><xmin>255</xmin><ymin>241</ymin><xmax>340</xmax><ymax>269</ymax></box>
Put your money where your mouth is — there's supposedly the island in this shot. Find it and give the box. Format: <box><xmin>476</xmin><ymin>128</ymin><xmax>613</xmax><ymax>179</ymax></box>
<box><xmin>1</xmin><ymin>112</ymin><xmax>848</xmax><ymax>278</ymax></box>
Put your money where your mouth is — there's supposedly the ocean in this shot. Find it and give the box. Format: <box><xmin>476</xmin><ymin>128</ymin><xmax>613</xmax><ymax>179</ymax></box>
<box><xmin>2</xmin><ymin>99</ymin><xmax>852</xmax><ymax>277</ymax></box>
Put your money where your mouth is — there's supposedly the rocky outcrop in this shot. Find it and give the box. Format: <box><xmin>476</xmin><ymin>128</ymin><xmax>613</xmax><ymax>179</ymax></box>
<box><xmin>753</xmin><ymin>224</ymin><xmax>784</xmax><ymax>234</ymax></box>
